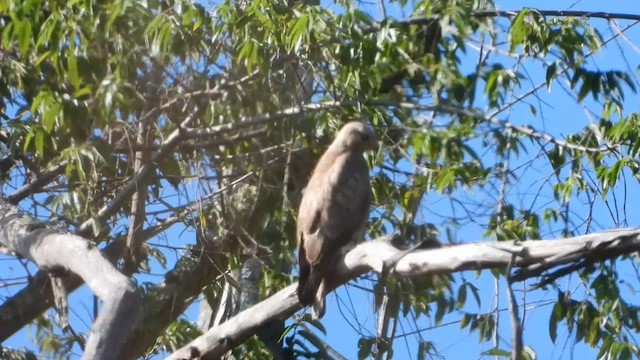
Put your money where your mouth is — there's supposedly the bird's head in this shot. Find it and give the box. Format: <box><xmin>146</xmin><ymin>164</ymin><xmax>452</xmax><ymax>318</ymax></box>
<box><xmin>332</xmin><ymin>122</ymin><xmax>378</xmax><ymax>153</ymax></box>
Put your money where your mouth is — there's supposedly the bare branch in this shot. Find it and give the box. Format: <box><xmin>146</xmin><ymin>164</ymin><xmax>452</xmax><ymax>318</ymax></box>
<box><xmin>375</xmin><ymin>293</ymin><xmax>391</xmax><ymax>360</ymax></box>
<box><xmin>0</xmin><ymin>200</ymin><xmax>141</xmax><ymax>360</ymax></box>
<box><xmin>7</xmin><ymin>162</ymin><xmax>67</xmax><ymax>205</ymax></box>
<box><xmin>506</xmin><ymin>281</ymin><xmax>522</xmax><ymax>360</ymax></box>
<box><xmin>168</xmin><ymin>228</ymin><xmax>640</xmax><ymax>359</ymax></box>
<box><xmin>124</xmin><ymin>115</ymin><xmax>152</xmax><ymax>271</ymax></box>
<box><xmin>0</xmin><ymin>214</ymin><xmax>178</xmax><ymax>342</ymax></box>
<box><xmin>506</xmin><ymin>259</ymin><xmax>523</xmax><ymax>360</ymax></box>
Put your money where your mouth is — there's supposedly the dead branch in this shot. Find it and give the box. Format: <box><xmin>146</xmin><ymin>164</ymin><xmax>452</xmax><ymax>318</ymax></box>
<box><xmin>168</xmin><ymin>228</ymin><xmax>640</xmax><ymax>359</ymax></box>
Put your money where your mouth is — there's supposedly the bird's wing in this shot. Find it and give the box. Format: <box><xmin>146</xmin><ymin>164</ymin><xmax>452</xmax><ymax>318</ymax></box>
<box><xmin>297</xmin><ymin>153</ymin><xmax>370</xmax><ymax>308</ymax></box>
<box><xmin>300</xmin><ymin>153</ymin><xmax>371</xmax><ymax>266</ymax></box>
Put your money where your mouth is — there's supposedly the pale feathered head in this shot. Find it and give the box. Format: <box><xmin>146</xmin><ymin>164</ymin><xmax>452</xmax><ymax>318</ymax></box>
<box><xmin>331</xmin><ymin>122</ymin><xmax>378</xmax><ymax>153</ymax></box>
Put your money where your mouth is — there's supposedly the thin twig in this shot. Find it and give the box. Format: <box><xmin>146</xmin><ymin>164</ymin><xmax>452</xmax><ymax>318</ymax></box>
<box><xmin>506</xmin><ymin>256</ymin><xmax>523</xmax><ymax>360</ymax></box>
<box><xmin>375</xmin><ymin>293</ymin><xmax>391</xmax><ymax>360</ymax></box>
<box><xmin>75</xmin><ymin>107</ymin><xmax>200</xmax><ymax>237</ymax></box>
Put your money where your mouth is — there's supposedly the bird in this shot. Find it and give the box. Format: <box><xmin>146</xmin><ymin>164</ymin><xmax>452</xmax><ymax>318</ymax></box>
<box><xmin>296</xmin><ymin>121</ymin><xmax>377</xmax><ymax>319</ymax></box>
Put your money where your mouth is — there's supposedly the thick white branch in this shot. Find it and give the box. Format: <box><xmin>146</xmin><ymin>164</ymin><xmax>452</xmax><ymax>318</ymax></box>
<box><xmin>168</xmin><ymin>228</ymin><xmax>640</xmax><ymax>359</ymax></box>
<box><xmin>0</xmin><ymin>202</ymin><xmax>141</xmax><ymax>360</ymax></box>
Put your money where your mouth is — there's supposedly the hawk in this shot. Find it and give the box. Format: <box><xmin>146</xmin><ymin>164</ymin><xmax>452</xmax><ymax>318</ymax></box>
<box><xmin>296</xmin><ymin>122</ymin><xmax>377</xmax><ymax>319</ymax></box>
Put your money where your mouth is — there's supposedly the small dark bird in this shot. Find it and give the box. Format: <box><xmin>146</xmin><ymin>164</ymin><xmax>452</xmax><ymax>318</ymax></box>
<box><xmin>296</xmin><ymin>122</ymin><xmax>377</xmax><ymax>319</ymax></box>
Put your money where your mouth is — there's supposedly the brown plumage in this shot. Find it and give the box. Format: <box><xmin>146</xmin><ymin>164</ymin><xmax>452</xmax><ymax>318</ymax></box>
<box><xmin>296</xmin><ymin>122</ymin><xmax>378</xmax><ymax>319</ymax></box>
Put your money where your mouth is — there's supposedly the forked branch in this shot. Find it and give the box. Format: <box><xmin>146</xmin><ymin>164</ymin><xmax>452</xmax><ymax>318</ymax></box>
<box><xmin>0</xmin><ymin>200</ymin><xmax>141</xmax><ymax>360</ymax></box>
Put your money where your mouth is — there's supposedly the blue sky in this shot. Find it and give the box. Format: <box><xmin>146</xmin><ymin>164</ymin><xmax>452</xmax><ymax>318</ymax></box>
<box><xmin>2</xmin><ymin>0</ymin><xmax>640</xmax><ymax>359</ymax></box>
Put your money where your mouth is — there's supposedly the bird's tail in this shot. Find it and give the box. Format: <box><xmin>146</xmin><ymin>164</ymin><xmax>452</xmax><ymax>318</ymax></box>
<box><xmin>297</xmin><ymin>269</ymin><xmax>326</xmax><ymax>319</ymax></box>
<box><xmin>297</xmin><ymin>268</ymin><xmax>322</xmax><ymax>305</ymax></box>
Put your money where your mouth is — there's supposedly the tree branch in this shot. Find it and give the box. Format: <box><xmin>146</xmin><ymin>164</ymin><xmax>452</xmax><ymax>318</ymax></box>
<box><xmin>506</xmin><ymin>258</ymin><xmax>523</xmax><ymax>360</ymax></box>
<box><xmin>7</xmin><ymin>162</ymin><xmax>67</xmax><ymax>205</ymax></box>
<box><xmin>477</xmin><ymin>9</ymin><xmax>640</xmax><ymax>22</ymax></box>
<box><xmin>0</xmin><ymin>214</ymin><xmax>178</xmax><ymax>342</ymax></box>
<box><xmin>76</xmin><ymin>108</ymin><xmax>199</xmax><ymax>237</ymax></box>
<box><xmin>183</xmin><ymin>99</ymin><xmax>610</xmax><ymax>155</ymax></box>
<box><xmin>0</xmin><ymin>200</ymin><xmax>141</xmax><ymax>360</ymax></box>
<box><xmin>381</xmin><ymin>10</ymin><xmax>640</xmax><ymax>30</ymax></box>
<box><xmin>0</xmin><ymin>183</ymin><xmax>232</xmax><ymax>343</ymax></box>
<box><xmin>123</xmin><ymin>114</ymin><xmax>152</xmax><ymax>272</ymax></box>
<box><xmin>168</xmin><ymin>228</ymin><xmax>640</xmax><ymax>359</ymax></box>
<box><xmin>118</xmin><ymin>243</ymin><xmax>229</xmax><ymax>359</ymax></box>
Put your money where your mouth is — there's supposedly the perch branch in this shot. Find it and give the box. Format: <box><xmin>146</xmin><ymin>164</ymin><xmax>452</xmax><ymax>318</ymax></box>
<box><xmin>168</xmin><ymin>228</ymin><xmax>640</xmax><ymax>359</ymax></box>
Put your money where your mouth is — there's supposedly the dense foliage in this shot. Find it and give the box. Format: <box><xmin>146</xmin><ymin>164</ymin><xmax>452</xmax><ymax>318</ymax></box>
<box><xmin>1</xmin><ymin>0</ymin><xmax>640</xmax><ymax>358</ymax></box>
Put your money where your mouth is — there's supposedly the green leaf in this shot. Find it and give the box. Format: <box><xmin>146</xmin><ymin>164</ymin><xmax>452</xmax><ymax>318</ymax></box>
<box><xmin>484</xmin><ymin>348</ymin><xmax>510</xmax><ymax>357</ymax></box>
<box><xmin>460</xmin><ymin>313</ymin><xmax>471</xmax><ymax>329</ymax></box>
<box><xmin>509</xmin><ymin>9</ymin><xmax>528</xmax><ymax>53</ymax></box>
<box><xmin>234</xmin><ymin>14</ymin><xmax>251</xmax><ymax>30</ymax></box>
<box><xmin>193</xmin><ymin>7</ymin><xmax>204</xmax><ymax>31</ymax></box>
<box><xmin>89</xmin><ymin>218</ymin><xmax>101</xmax><ymax>237</ymax></box>
<box><xmin>18</xmin><ymin>20</ymin><xmax>33</xmax><ymax>58</ymax></box>
<box><xmin>43</xmin><ymin>101</ymin><xmax>60</xmax><ymax>133</ymax></box>
<box><xmin>435</xmin><ymin>295</ymin><xmax>446</xmax><ymax>324</ymax></box>
<box><xmin>288</xmin><ymin>13</ymin><xmax>309</xmax><ymax>51</ymax></box>
<box><xmin>545</xmin><ymin>62</ymin><xmax>557</xmax><ymax>90</ymax></box>
<box><xmin>546</xmin><ymin>146</ymin><xmax>565</xmax><ymax>177</ymax></box>
<box><xmin>35</xmin><ymin>129</ymin><xmax>45</xmax><ymax>156</ymax></box>
<box><xmin>522</xmin><ymin>346</ymin><xmax>536</xmax><ymax>360</ymax></box>
<box><xmin>620</xmin><ymin>346</ymin><xmax>632</xmax><ymax>360</ymax></box>
<box><xmin>467</xmin><ymin>283</ymin><xmax>482</xmax><ymax>308</ymax></box>
<box><xmin>182</xmin><ymin>7</ymin><xmax>196</xmax><ymax>27</ymax></box>
<box><xmin>457</xmin><ymin>283</ymin><xmax>467</xmax><ymax>306</ymax></box>
<box><xmin>158</xmin><ymin>155</ymin><xmax>182</xmax><ymax>188</ymax></box>
<box><xmin>106</xmin><ymin>1</ymin><xmax>124</xmax><ymax>32</ymax></box>
<box><xmin>549</xmin><ymin>302</ymin><xmax>559</xmax><ymax>343</ymax></box>
<box><xmin>417</xmin><ymin>341</ymin><xmax>434</xmax><ymax>360</ymax></box>
<box><xmin>435</xmin><ymin>168</ymin><xmax>455</xmax><ymax>192</ymax></box>
<box><xmin>36</xmin><ymin>16</ymin><xmax>58</xmax><ymax>49</ymax></box>
<box><xmin>75</xmin><ymin>150</ymin><xmax>86</xmax><ymax>181</ymax></box>
<box><xmin>597</xmin><ymin>336</ymin><xmax>613</xmax><ymax>359</ymax></box>
<box><xmin>303</xmin><ymin>314</ymin><xmax>327</xmax><ymax>335</ymax></box>
<box><xmin>68</xmin><ymin>42</ymin><xmax>81</xmax><ymax>89</ymax></box>
<box><xmin>277</xmin><ymin>324</ymin><xmax>294</xmax><ymax>343</ymax></box>
<box><xmin>238</xmin><ymin>40</ymin><xmax>258</xmax><ymax>72</ymax></box>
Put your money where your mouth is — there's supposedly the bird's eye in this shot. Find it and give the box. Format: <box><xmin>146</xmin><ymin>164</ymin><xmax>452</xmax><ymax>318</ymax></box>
<box><xmin>360</xmin><ymin>133</ymin><xmax>370</xmax><ymax>142</ymax></box>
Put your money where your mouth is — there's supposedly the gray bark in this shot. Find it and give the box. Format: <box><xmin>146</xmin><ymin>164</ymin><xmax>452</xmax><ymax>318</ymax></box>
<box><xmin>0</xmin><ymin>200</ymin><xmax>141</xmax><ymax>360</ymax></box>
